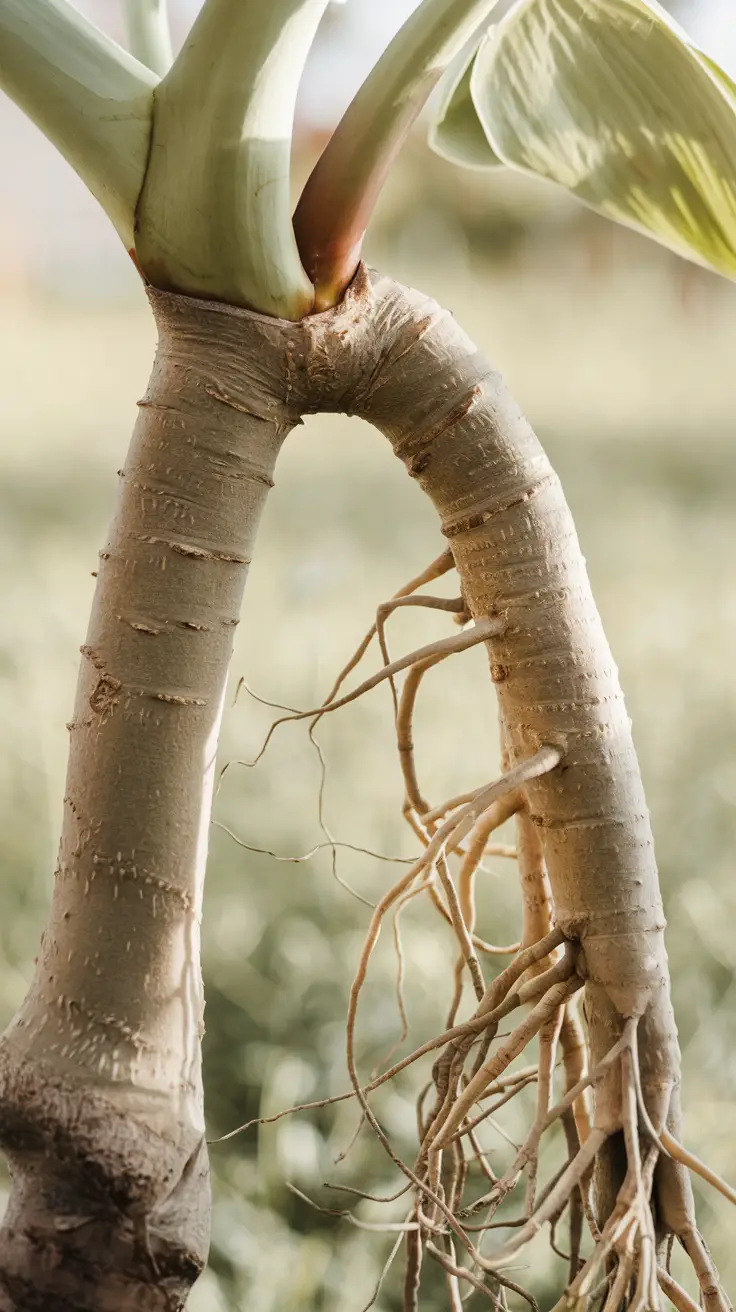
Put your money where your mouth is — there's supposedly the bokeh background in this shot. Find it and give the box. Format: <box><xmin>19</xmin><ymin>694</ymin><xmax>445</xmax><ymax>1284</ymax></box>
<box><xmin>0</xmin><ymin>1</ymin><xmax>735</xmax><ymax>1307</ymax></box>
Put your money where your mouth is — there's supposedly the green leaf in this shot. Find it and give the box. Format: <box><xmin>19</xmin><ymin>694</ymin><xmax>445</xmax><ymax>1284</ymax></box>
<box><xmin>469</xmin><ymin>0</ymin><xmax>736</xmax><ymax>279</ymax></box>
<box><xmin>695</xmin><ymin>48</ymin><xmax>736</xmax><ymax>105</ymax></box>
<box><xmin>429</xmin><ymin>40</ymin><xmax>504</xmax><ymax>169</ymax></box>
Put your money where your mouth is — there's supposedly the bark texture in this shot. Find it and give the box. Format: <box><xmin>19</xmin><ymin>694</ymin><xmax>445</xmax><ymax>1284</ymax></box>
<box><xmin>0</xmin><ymin>265</ymin><xmax>698</xmax><ymax>1305</ymax></box>
<box><xmin>352</xmin><ymin>272</ymin><xmax>682</xmax><ymax>1200</ymax></box>
<box><xmin>0</xmin><ymin>293</ymin><xmax>306</xmax><ymax>1308</ymax></box>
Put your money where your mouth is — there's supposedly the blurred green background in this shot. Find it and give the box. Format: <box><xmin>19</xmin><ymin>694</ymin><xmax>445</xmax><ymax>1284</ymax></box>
<box><xmin>1</xmin><ymin>3</ymin><xmax>736</xmax><ymax>1309</ymax></box>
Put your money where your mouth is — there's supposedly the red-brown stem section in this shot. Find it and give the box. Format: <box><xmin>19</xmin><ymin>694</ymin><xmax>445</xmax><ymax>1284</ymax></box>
<box><xmin>293</xmin><ymin>92</ymin><xmax>422</xmax><ymax>311</ymax></box>
<box><xmin>293</xmin><ymin>0</ymin><xmax>496</xmax><ymax>310</ymax></box>
<box><xmin>0</xmin><ymin>265</ymin><xmax>698</xmax><ymax>1304</ymax></box>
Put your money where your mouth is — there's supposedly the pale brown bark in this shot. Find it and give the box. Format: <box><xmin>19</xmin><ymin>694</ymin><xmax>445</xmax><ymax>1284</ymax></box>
<box><xmin>0</xmin><ymin>292</ymin><xmax>303</xmax><ymax>1308</ymax></box>
<box><xmin>355</xmin><ymin>267</ymin><xmax>680</xmax><ymax>1134</ymax></box>
<box><xmin>0</xmin><ymin>265</ymin><xmax>708</xmax><ymax>1306</ymax></box>
<box><xmin>348</xmin><ymin>269</ymin><xmax>718</xmax><ymax>1297</ymax></box>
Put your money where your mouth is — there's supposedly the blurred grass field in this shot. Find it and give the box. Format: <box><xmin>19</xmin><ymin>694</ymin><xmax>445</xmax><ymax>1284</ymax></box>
<box><xmin>1</xmin><ymin>173</ymin><xmax>736</xmax><ymax>1308</ymax></box>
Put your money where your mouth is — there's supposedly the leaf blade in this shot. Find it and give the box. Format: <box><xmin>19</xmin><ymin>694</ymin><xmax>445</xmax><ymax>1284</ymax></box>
<box><xmin>429</xmin><ymin>40</ymin><xmax>505</xmax><ymax>169</ymax></box>
<box><xmin>469</xmin><ymin>0</ymin><xmax>736</xmax><ymax>278</ymax></box>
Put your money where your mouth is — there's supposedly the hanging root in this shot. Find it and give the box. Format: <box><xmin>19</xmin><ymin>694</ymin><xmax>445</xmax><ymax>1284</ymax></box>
<box><xmin>349</xmin><ymin>569</ymin><xmax>733</xmax><ymax>1306</ymax></box>
<box><xmin>316</xmin><ymin>546</ymin><xmax>456</xmax><ymax>713</ymax></box>
<box><xmin>226</xmin><ymin>550</ymin><xmax>734</xmax><ymax>1309</ymax></box>
<box><xmin>223</xmin><ymin>615</ymin><xmax>502</xmax><ymax>775</ymax></box>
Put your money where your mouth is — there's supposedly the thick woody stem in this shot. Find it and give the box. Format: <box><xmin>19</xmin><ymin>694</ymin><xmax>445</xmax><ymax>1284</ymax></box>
<box><xmin>0</xmin><ymin>290</ymin><xmax>303</xmax><ymax>1306</ymax></box>
<box><xmin>0</xmin><ymin>265</ymin><xmax>717</xmax><ymax>1305</ymax></box>
<box><xmin>356</xmin><ymin>268</ymin><xmax>688</xmax><ymax>1223</ymax></box>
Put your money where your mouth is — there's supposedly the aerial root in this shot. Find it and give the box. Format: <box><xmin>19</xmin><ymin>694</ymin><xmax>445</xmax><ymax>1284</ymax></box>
<box><xmin>540</xmin><ymin>1020</ymin><xmax>732</xmax><ymax>1312</ymax></box>
<box><xmin>523</xmin><ymin>1006</ymin><xmax>564</xmax><ymax>1216</ymax></box>
<box><xmin>659</xmin><ymin>1129</ymin><xmax>736</xmax><ymax>1209</ymax></box>
<box><xmin>224</xmin><ymin>615</ymin><xmax>504</xmax><ymax>775</ymax></box>
<box><xmin>429</xmin><ymin>969</ymin><xmax>581</xmax><ymax>1152</ymax></box>
<box><xmin>361</xmin><ymin>1230</ymin><xmax>405</xmax><ymax>1312</ymax></box>
<box><xmin>222</xmin><ymin>865</ymin><xmax>734</xmax><ymax>1302</ymax></box>
<box><xmin>343</xmin><ymin>913</ymin><xmax>577</xmax><ymax>1294</ymax></box>
<box><xmin>397</xmin><ymin>648</ymin><xmax>449</xmax><ymax>821</ymax></box>
<box><xmin>223</xmin><ymin>556</ymin><xmax>733</xmax><ymax>1308</ymax></box>
<box><xmin>214</xmin><ymin>824</ymin><xmax>412</xmax><ymax>869</ymax></box>
<box><xmin>224</xmin><ymin>549</ymin><xmax>510</xmax><ymax>911</ymax></box>
<box><xmin>559</xmin><ymin>996</ymin><xmax>592</xmax><ymax>1147</ymax></box>
<box><xmin>227</xmin><ymin>553</ymin><xmax>523</xmax><ymax>997</ymax></box>
<box><xmin>445</xmin><ymin>793</ymin><xmax>524</xmax><ymax>1027</ymax></box>
<box><xmin>463</xmin><ymin>1026</ymin><xmax>633</xmax><ymax>1221</ymax></box>
<box><xmin>657</xmin><ymin>1267</ymin><xmax>701</xmax><ymax>1312</ymax></box>
<box><xmin>286</xmin><ymin>1183</ymin><xmax>419</xmax><ymax>1234</ymax></box>
<box><xmin>375</xmin><ymin>592</ymin><xmax>469</xmax><ymax>720</ymax></box>
<box><xmin>466</xmin><ymin>1082</ymin><xmax>606</xmax><ymax>1263</ymax></box>
<box><xmin>314</xmin><ymin>545</ymin><xmax>456</xmax><ymax>716</ymax></box>
<box><xmin>344</xmin><ymin>742</ymin><xmax>563</xmax><ymax>1109</ymax></box>
<box><xmin>346</xmin><ymin>984</ymin><xmax>731</xmax><ymax>1310</ymax></box>
<box><xmin>679</xmin><ymin>1227</ymin><xmax>732</xmax><ymax>1312</ymax></box>
<box><xmin>513</xmin><ymin>802</ymin><xmax>590</xmax><ymax>1278</ymax></box>
<box><xmin>454</xmin><ymin>1069</ymin><xmax>539</xmax><ymax>1146</ymax></box>
<box><xmin>223</xmin><ymin>544</ymin><xmax>489</xmax><ymax>784</ymax></box>
<box><xmin>425</xmin><ymin>1241</ymin><xmax>506</xmax><ymax>1311</ymax></box>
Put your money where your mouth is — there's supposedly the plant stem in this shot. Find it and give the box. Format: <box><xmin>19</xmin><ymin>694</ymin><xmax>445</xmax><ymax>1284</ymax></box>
<box><xmin>136</xmin><ymin>0</ymin><xmax>329</xmax><ymax>317</ymax></box>
<box><xmin>0</xmin><ymin>0</ymin><xmax>155</xmax><ymax>247</ymax></box>
<box><xmin>0</xmin><ymin>266</ymin><xmax>706</xmax><ymax>1303</ymax></box>
<box><xmin>294</xmin><ymin>0</ymin><xmax>498</xmax><ymax>309</ymax></box>
<box><xmin>0</xmin><ymin>289</ymin><xmax>302</xmax><ymax>1304</ymax></box>
<box><xmin>124</xmin><ymin>0</ymin><xmax>172</xmax><ymax>75</ymax></box>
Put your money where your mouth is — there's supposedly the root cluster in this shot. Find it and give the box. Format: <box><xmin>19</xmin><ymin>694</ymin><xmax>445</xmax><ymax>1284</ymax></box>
<box><xmin>221</xmin><ymin>549</ymin><xmax>734</xmax><ymax>1311</ymax></box>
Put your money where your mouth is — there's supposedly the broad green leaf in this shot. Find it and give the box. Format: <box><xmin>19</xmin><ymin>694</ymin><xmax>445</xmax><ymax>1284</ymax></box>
<box><xmin>696</xmin><ymin>49</ymin><xmax>736</xmax><ymax>105</ymax></box>
<box><xmin>469</xmin><ymin>0</ymin><xmax>736</xmax><ymax>279</ymax></box>
<box><xmin>429</xmin><ymin>41</ymin><xmax>504</xmax><ymax>169</ymax></box>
